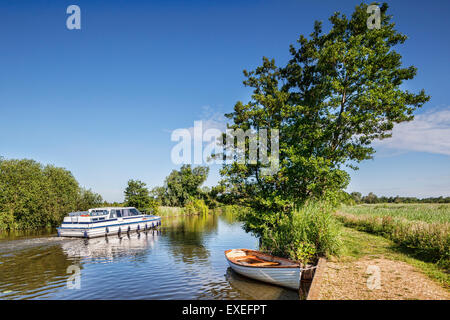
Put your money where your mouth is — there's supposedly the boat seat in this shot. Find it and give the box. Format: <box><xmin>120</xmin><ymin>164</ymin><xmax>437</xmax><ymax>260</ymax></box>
<box><xmin>227</xmin><ymin>250</ymin><xmax>247</xmax><ymax>258</ymax></box>
<box><xmin>235</xmin><ymin>255</ymin><xmax>280</xmax><ymax>266</ymax></box>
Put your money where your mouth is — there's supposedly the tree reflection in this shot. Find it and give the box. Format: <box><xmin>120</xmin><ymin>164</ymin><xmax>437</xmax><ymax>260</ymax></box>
<box><xmin>0</xmin><ymin>242</ymin><xmax>77</xmax><ymax>298</ymax></box>
<box><xmin>163</xmin><ymin>215</ymin><xmax>217</xmax><ymax>264</ymax></box>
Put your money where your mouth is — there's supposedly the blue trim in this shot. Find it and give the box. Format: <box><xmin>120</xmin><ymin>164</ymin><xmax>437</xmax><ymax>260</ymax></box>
<box><xmin>57</xmin><ymin>217</ymin><xmax>161</xmax><ymax>230</ymax></box>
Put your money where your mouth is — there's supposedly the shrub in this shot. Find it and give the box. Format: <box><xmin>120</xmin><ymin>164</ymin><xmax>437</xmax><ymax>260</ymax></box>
<box><xmin>184</xmin><ymin>198</ymin><xmax>208</xmax><ymax>215</ymax></box>
<box><xmin>145</xmin><ymin>198</ymin><xmax>160</xmax><ymax>215</ymax></box>
<box><xmin>260</xmin><ymin>201</ymin><xmax>342</xmax><ymax>265</ymax></box>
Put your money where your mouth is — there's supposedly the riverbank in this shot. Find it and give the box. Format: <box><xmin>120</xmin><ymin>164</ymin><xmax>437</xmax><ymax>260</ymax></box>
<box><xmin>316</xmin><ymin>226</ymin><xmax>450</xmax><ymax>299</ymax></box>
<box><xmin>334</xmin><ymin>204</ymin><xmax>449</xmax><ymax>269</ymax></box>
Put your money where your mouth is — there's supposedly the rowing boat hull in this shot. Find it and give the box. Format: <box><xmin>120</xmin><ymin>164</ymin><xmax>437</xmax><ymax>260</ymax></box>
<box><xmin>226</xmin><ymin>258</ymin><xmax>301</xmax><ymax>290</ymax></box>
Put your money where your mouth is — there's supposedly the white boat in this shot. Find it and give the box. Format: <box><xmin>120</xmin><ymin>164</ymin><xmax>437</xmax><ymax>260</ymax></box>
<box><xmin>225</xmin><ymin>249</ymin><xmax>302</xmax><ymax>290</ymax></box>
<box><xmin>57</xmin><ymin>207</ymin><xmax>161</xmax><ymax>238</ymax></box>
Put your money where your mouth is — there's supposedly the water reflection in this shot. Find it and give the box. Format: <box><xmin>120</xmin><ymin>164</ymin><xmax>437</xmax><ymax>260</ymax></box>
<box><xmin>61</xmin><ymin>231</ymin><xmax>161</xmax><ymax>262</ymax></box>
<box><xmin>163</xmin><ymin>215</ymin><xmax>217</xmax><ymax>265</ymax></box>
<box><xmin>225</xmin><ymin>268</ymin><xmax>298</xmax><ymax>300</ymax></box>
<box><xmin>0</xmin><ymin>214</ymin><xmax>299</xmax><ymax>300</ymax></box>
<box><xmin>0</xmin><ymin>238</ymin><xmax>76</xmax><ymax>299</ymax></box>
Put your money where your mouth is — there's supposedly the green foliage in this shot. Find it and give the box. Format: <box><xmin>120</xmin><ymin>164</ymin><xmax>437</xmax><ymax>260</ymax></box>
<box><xmin>152</xmin><ymin>165</ymin><xmax>209</xmax><ymax>207</ymax></box>
<box><xmin>77</xmin><ymin>188</ymin><xmax>103</xmax><ymax>211</ymax></box>
<box><xmin>0</xmin><ymin>158</ymin><xmax>102</xmax><ymax>229</ymax></box>
<box><xmin>124</xmin><ymin>179</ymin><xmax>155</xmax><ymax>213</ymax></box>
<box><xmin>220</xmin><ymin>3</ymin><xmax>430</xmax><ymax>230</ymax></box>
<box><xmin>184</xmin><ymin>198</ymin><xmax>209</xmax><ymax>216</ymax></box>
<box><xmin>350</xmin><ymin>192</ymin><xmax>362</xmax><ymax>204</ymax></box>
<box><xmin>260</xmin><ymin>202</ymin><xmax>342</xmax><ymax>264</ymax></box>
<box><xmin>147</xmin><ymin>198</ymin><xmax>160</xmax><ymax>215</ymax></box>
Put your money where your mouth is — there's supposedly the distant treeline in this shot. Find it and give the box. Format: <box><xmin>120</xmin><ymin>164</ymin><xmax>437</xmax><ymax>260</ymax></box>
<box><xmin>0</xmin><ymin>157</ymin><xmax>103</xmax><ymax>230</ymax></box>
<box><xmin>350</xmin><ymin>192</ymin><xmax>450</xmax><ymax>204</ymax></box>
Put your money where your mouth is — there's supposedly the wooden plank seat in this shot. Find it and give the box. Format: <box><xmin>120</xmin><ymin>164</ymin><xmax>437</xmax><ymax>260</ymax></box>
<box><xmin>234</xmin><ymin>255</ymin><xmax>280</xmax><ymax>266</ymax></box>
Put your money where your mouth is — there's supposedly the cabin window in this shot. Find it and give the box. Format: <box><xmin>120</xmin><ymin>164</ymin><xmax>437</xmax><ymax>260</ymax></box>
<box><xmin>130</xmin><ymin>208</ymin><xmax>140</xmax><ymax>216</ymax></box>
<box><xmin>109</xmin><ymin>210</ymin><xmax>116</xmax><ymax>218</ymax></box>
<box><xmin>122</xmin><ymin>209</ymin><xmax>131</xmax><ymax>217</ymax></box>
<box><xmin>116</xmin><ymin>210</ymin><xmax>122</xmax><ymax>218</ymax></box>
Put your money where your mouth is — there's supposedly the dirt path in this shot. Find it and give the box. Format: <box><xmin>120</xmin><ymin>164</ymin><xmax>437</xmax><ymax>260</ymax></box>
<box><xmin>318</xmin><ymin>256</ymin><xmax>450</xmax><ymax>300</ymax></box>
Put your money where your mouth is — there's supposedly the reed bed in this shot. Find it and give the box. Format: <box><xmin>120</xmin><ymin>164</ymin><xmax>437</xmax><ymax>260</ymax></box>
<box><xmin>157</xmin><ymin>206</ymin><xmax>184</xmax><ymax>217</ymax></box>
<box><xmin>334</xmin><ymin>205</ymin><xmax>450</xmax><ymax>269</ymax></box>
<box><xmin>342</xmin><ymin>203</ymin><xmax>450</xmax><ymax>224</ymax></box>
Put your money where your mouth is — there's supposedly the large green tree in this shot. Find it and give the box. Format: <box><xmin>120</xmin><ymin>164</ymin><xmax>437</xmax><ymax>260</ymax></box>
<box><xmin>0</xmin><ymin>157</ymin><xmax>103</xmax><ymax>229</ymax></box>
<box><xmin>220</xmin><ymin>3</ymin><xmax>429</xmax><ymax>232</ymax></box>
<box><xmin>124</xmin><ymin>179</ymin><xmax>155</xmax><ymax>212</ymax></box>
<box><xmin>153</xmin><ymin>165</ymin><xmax>209</xmax><ymax>206</ymax></box>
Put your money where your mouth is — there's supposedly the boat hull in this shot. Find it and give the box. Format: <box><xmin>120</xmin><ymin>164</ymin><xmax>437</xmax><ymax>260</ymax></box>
<box><xmin>226</xmin><ymin>259</ymin><xmax>301</xmax><ymax>290</ymax></box>
<box><xmin>57</xmin><ymin>216</ymin><xmax>161</xmax><ymax>238</ymax></box>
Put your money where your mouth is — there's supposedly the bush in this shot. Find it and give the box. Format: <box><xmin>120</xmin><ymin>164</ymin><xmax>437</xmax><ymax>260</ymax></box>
<box><xmin>260</xmin><ymin>202</ymin><xmax>342</xmax><ymax>265</ymax></box>
<box><xmin>144</xmin><ymin>198</ymin><xmax>160</xmax><ymax>215</ymax></box>
<box><xmin>184</xmin><ymin>198</ymin><xmax>208</xmax><ymax>215</ymax></box>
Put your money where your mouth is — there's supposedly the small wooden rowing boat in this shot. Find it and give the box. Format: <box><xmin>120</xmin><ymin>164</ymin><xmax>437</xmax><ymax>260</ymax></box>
<box><xmin>224</xmin><ymin>249</ymin><xmax>302</xmax><ymax>290</ymax></box>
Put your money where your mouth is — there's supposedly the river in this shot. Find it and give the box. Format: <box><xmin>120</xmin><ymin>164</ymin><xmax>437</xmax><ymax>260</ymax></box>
<box><xmin>0</xmin><ymin>214</ymin><xmax>299</xmax><ymax>300</ymax></box>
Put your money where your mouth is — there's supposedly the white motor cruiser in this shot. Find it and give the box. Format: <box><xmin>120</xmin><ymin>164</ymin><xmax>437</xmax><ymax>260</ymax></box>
<box><xmin>57</xmin><ymin>207</ymin><xmax>161</xmax><ymax>238</ymax></box>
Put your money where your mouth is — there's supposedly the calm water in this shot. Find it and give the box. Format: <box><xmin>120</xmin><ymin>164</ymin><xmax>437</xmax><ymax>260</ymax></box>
<box><xmin>0</xmin><ymin>214</ymin><xmax>298</xmax><ymax>300</ymax></box>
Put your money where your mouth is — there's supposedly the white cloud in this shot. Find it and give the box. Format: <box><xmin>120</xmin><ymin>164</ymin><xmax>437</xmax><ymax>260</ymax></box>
<box><xmin>374</xmin><ymin>107</ymin><xmax>450</xmax><ymax>156</ymax></box>
<box><xmin>184</xmin><ymin>105</ymin><xmax>228</xmax><ymax>143</ymax></box>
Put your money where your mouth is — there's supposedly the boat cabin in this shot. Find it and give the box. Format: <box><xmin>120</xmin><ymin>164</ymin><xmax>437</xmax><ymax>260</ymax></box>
<box><xmin>63</xmin><ymin>207</ymin><xmax>146</xmax><ymax>223</ymax></box>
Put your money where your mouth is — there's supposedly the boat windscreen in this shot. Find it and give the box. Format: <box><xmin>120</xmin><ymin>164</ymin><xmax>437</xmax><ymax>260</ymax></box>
<box><xmin>90</xmin><ymin>210</ymin><xmax>108</xmax><ymax>216</ymax></box>
<box><xmin>69</xmin><ymin>211</ymin><xmax>88</xmax><ymax>216</ymax></box>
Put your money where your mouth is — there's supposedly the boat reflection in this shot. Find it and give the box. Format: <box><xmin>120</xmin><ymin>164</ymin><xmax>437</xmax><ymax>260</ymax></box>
<box><xmin>225</xmin><ymin>268</ymin><xmax>299</xmax><ymax>300</ymax></box>
<box><xmin>61</xmin><ymin>230</ymin><xmax>161</xmax><ymax>262</ymax></box>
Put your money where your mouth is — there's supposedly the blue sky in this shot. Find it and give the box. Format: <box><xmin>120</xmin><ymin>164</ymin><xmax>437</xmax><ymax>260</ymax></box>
<box><xmin>0</xmin><ymin>0</ymin><xmax>449</xmax><ymax>202</ymax></box>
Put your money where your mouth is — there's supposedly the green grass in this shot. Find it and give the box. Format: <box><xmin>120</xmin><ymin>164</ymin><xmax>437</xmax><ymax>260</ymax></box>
<box><xmin>342</xmin><ymin>203</ymin><xmax>450</xmax><ymax>224</ymax></box>
<box><xmin>336</xmin><ymin>203</ymin><xmax>450</xmax><ymax>270</ymax></box>
<box><xmin>338</xmin><ymin>225</ymin><xmax>450</xmax><ymax>289</ymax></box>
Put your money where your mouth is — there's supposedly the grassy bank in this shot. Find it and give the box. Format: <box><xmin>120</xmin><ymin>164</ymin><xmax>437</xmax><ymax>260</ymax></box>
<box><xmin>339</xmin><ymin>225</ymin><xmax>450</xmax><ymax>289</ymax></box>
<box><xmin>318</xmin><ymin>225</ymin><xmax>450</xmax><ymax>299</ymax></box>
<box><xmin>335</xmin><ymin>204</ymin><xmax>450</xmax><ymax>269</ymax></box>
